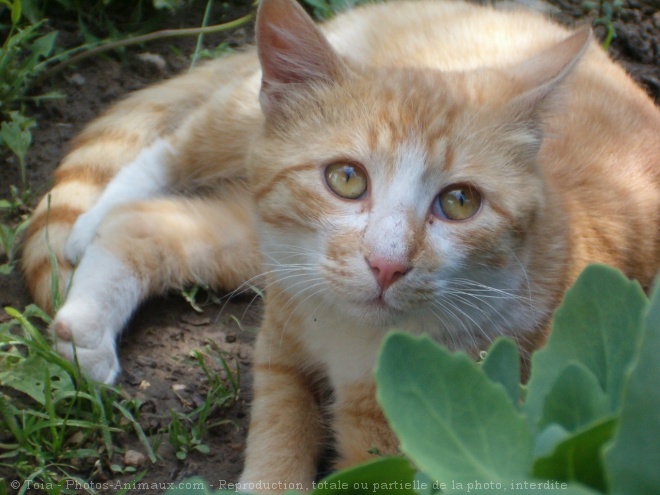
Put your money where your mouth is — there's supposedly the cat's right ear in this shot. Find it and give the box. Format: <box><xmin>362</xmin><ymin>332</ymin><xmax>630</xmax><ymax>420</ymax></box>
<box><xmin>256</xmin><ymin>0</ymin><xmax>344</xmax><ymax>116</ymax></box>
<box><xmin>508</xmin><ymin>27</ymin><xmax>592</xmax><ymax>117</ymax></box>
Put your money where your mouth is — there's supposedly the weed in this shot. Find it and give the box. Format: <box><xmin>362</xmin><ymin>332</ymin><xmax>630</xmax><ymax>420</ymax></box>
<box><xmin>583</xmin><ymin>0</ymin><xmax>623</xmax><ymax>49</ymax></box>
<box><xmin>0</xmin><ymin>305</ymin><xmax>155</xmax><ymax>494</ymax></box>
<box><xmin>303</xmin><ymin>0</ymin><xmax>379</xmax><ymax>19</ymax></box>
<box><xmin>167</xmin><ymin>341</ymin><xmax>239</xmax><ymax>461</ymax></box>
<box><xmin>0</xmin><ymin>217</ymin><xmax>29</xmax><ymax>274</ymax></box>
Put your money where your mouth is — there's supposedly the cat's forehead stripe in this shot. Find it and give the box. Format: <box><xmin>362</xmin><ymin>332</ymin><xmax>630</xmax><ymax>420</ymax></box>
<box><xmin>254</xmin><ymin>163</ymin><xmax>318</xmax><ymax>199</ymax></box>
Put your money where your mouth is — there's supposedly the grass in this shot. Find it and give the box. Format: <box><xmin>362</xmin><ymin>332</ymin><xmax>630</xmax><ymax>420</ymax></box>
<box><xmin>583</xmin><ymin>0</ymin><xmax>623</xmax><ymax>49</ymax></box>
<box><xmin>0</xmin><ymin>304</ymin><xmax>243</xmax><ymax>494</ymax></box>
<box><xmin>168</xmin><ymin>342</ymin><xmax>240</xmax><ymax>461</ymax></box>
<box><xmin>0</xmin><ymin>305</ymin><xmax>153</xmax><ymax>493</ymax></box>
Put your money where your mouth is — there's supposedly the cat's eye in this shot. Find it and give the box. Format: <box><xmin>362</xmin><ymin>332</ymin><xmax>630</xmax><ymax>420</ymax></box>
<box><xmin>324</xmin><ymin>162</ymin><xmax>368</xmax><ymax>200</ymax></box>
<box><xmin>434</xmin><ymin>184</ymin><xmax>482</xmax><ymax>221</ymax></box>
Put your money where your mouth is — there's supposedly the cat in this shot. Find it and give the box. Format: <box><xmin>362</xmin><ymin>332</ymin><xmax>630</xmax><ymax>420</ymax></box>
<box><xmin>20</xmin><ymin>0</ymin><xmax>660</xmax><ymax>491</ymax></box>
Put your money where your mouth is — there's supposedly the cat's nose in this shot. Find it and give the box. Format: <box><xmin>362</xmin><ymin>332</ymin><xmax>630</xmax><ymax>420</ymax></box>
<box><xmin>368</xmin><ymin>256</ymin><xmax>411</xmax><ymax>291</ymax></box>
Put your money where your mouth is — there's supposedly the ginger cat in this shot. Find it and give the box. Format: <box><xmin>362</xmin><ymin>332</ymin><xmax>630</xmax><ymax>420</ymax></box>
<box><xmin>21</xmin><ymin>0</ymin><xmax>660</xmax><ymax>490</ymax></box>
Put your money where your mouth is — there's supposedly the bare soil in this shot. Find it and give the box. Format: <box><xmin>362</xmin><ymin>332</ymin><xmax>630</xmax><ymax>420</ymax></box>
<box><xmin>1</xmin><ymin>0</ymin><xmax>658</xmax><ymax>493</ymax></box>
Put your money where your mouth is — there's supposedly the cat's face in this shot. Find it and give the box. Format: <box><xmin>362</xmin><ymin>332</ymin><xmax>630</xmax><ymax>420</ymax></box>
<box><xmin>248</xmin><ymin>0</ymin><xmax>587</xmax><ymax>342</ymax></box>
<box><xmin>250</xmin><ymin>68</ymin><xmax>545</xmax><ymax>336</ymax></box>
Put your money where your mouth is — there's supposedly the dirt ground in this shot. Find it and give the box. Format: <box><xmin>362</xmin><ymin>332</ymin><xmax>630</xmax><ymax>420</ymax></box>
<box><xmin>0</xmin><ymin>0</ymin><xmax>658</xmax><ymax>492</ymax></box>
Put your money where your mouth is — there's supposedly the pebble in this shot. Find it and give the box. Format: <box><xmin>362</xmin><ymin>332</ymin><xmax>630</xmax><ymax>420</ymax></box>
<box><xmin>124</xmin><ymin>449</ymin><xmax>147</xmax><ymax>467</ymax></box>
<box><xmin>136</xmin><ymin>52</ymin><xmax>167</xmax><ymax>72</ymax></box>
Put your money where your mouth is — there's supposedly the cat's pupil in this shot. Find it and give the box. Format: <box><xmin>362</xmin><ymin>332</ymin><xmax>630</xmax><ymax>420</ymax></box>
<box><xmin>435</xmin><ymin>184</ymin><xmax>482</xmax><ymax>221</ymax></box>
<box><xmin>324</xmin><ymin>162</ymin><xmax>368</xmax><ymax>199</ymax></box>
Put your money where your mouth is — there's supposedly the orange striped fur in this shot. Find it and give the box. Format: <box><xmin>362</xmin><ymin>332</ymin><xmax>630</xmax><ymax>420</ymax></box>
<box><xmin>21</xmin><ymin>0</ymin><xmax>659</xmax><ymax>491</ymax></box>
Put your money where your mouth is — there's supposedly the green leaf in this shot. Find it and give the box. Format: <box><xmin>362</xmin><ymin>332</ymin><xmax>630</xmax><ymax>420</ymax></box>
<box><xmin>534</xmin><ymin>424</ymin><xmax>570</xmax><ymax>458</ymax></box>
<box><xmin>481</xmin><ymin>337</ymin><xmax>520</xmax><ymax>405</ymax></box>
<box><xmin>539</xmin><ymin>362</ymin><xmax>609</xmax><ymax>432</ymax></box>
<box><xmin>194</xmin><ymin>444</ymin><xmax>210</xmax><ymax>454</ymax></box>
<box><xmin>483</xmin><ymin>482</ymin><xmax>601</xmax><ymax>495</ymax></box>
<box><xmin>525</xmin><ymin>264</ymin><xmax>647</xmax><ymax>428</ymax></box>
<box><xmin>0</xmin><ymin>355</ymin><xmax>75</xmax><ymax>404</ymax></box>
<box><xmin>376</xmin><ymin>333</ymin><xmax>532</xmax><ymax>484</ymax></box>
<box><xmin>314</xmin><ymin>457</ymin><xmax>417</xmax><ymax>494</ymax></box>
<box><xmin>11</xmin><ymin>0</ymin><xmax>21</xmax><ymax>24</ymax></box>
<box><xmin>0</xmin><ymin>112</ymin><xmax>34</xmax><ymax>167</ymax></box>
<box><xmin>533</xmin><ymin>417</ymin><xmax>616</xmax><ymax>491</ymax></box>
<box><xmin>604</xmin><ymin>279</ymin><xmax>660</xmax><ymax>494</ymax></box>
<box><xmin>23</xmin><ymin>31</ymin><xmax>58</xmax><ymax>73</ymax></box>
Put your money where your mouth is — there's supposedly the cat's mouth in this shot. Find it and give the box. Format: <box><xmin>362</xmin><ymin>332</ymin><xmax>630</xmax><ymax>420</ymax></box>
<box><xmin>352</xmin><ymin>292</ymin><xmax>410</xmax><ymax>325</ymax></box>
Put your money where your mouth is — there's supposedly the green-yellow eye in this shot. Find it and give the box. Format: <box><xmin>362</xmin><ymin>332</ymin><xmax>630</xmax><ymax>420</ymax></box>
<box><xmin>434</xmin><ymin>184</ymin><xmax>482</xmax><ymax>221</ymax></box>
<box><xmin>325</xmin><ymin>163</ymin><xmax>368</xmax><ymax>199</ymax></box>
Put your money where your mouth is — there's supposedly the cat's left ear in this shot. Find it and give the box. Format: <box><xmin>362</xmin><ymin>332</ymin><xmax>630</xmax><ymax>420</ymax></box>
<box><xmin>256</xmin><ymin>0</ymin><xmax>345</xmax><ymax>116</ymax></box>
<box><xmin>508</xmin><ymin>26</ymin><xmax>592</xmax><ymax>115</ymax></box>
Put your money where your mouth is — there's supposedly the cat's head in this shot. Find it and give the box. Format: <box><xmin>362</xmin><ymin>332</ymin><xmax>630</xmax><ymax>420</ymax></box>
<box><xmin>248</xmin><ymin>0</ymin><xmax>590</xmax><ymax>339</ymax></box>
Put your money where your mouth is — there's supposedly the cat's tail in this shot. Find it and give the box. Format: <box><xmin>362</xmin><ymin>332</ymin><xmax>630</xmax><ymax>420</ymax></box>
<box><xmin>20</xmin><ymin>52</ymin><xmax>256</xmax><ymax>313</ymax></box>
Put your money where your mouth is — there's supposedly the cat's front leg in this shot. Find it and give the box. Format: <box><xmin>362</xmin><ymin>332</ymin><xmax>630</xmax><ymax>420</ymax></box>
<box><xmin>239</xmin><ymin>311</ymin><xmax>325</xmax><ymax>493</ymax></box>
<box><xmin>64</xmin><ymin>139</ymin><xmax>174</xmax><ymax>264</ymax></box>
<box><xmin>52</xmin><ymin>243</ymin><xmax>140</xmax><ymax>383</ymax></box>
<box><xmin>53</xmin><ymin>195</ymin><xmax>260</xmax><ymax>384</ymax></box>
<box><xmin>332</xmin><ymin>380</ymin><xmax>399</xmax><ymax>469</ymax></box>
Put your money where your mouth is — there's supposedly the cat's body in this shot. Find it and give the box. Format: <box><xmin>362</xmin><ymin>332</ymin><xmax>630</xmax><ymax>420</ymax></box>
<box><xmin>21</xmin><ymin>0</ymin><xmax>660</xmax><ymax>491</ymax></box>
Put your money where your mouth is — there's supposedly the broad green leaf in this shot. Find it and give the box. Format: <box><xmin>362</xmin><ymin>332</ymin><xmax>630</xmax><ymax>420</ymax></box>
<box><xmin>450</xmin><ymin>481</ymin><xmax>601</xmax><ymax>494</ymax></box>
<box><xmin>0</xmin><ymin>355</ymin><xmax>75</xmax><ymax>404</ymax></box>
<box><xmin>525</xmin><ymin>264</ymin><xmax>647</xmax><ymax>427</ymax></box>
<box><xmin>376</xmin><ymin>333</ymin><xmax>532</xmax><ymax>484</ymax></box>
<box><xmin>533</xmin><ymin>417</ymin><xmax>616</xmax><ymax>492</ymax></box>
<box><xmin>539</xmin><ymin>362</ymin><xmax>609</xmax><ymax>432</ymax></box>
<box><xmin>313</xmin><ymin>457</ymin><xmax>417</xmax><ymax>494</ymax></box>
<box><xmin>534</xmin><ymin>424</ymin><xmax>569</xmax><ymax>458</ymax></box>
<box><xmin>412</xmin><ymin>472</ymin><xmax>440</xmax><ymax>495</ymax></box>
<box><xmin>604</xmin><ymin>279</ymin><xmax>660</xmax><ymax>494</ymax></box>
<box><xmin>481</xmin><ymin>337</ymin><xmax>520</xmax><ymax>405</ymax></box>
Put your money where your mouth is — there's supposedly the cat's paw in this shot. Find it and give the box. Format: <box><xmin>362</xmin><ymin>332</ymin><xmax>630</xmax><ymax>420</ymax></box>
<box><xmin>65</xmin><ymin>209</ymin><xmax>104</xmax><ymax>264</ymax></box>
<box><xmin>51</xmin><ymin>303</ymin><xmax>120</xmax><ymax>384</ymax></box>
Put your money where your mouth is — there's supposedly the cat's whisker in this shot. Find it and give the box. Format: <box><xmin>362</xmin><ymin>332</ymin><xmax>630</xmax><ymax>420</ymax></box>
<box><xmin>428</xmin><ymin>297</ymin><xmax>475</xmax><ymax>345</ymax></box>
<box><xmin>443</xmin><ymin>291</ymin><xmax>502</xmax><ymax>319</ymax></box>
<box><xmin>271</xmin><ymin>277</ymin><xmax>328</xmax><ymax>321</ymax></box>
<box><xmin>433</xmin><ymin>294</ymin><xmax>492</xmax><ymax>345</ymax></box>
<box><xmin>277</xmin><ymin>283</ymin><xmax>330</xmax><ymax>349</ymax></box>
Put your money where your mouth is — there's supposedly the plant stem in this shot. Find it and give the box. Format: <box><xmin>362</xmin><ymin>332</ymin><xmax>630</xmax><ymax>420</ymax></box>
<box><xmin>190</xmin><ymin>0</ymin><xmax>215</xmax><ymax>70</ymax></box>
<box><xmin>31</xmin><ymin>12</ymin><xmax>254</xmax><ymax>87</ymax></box>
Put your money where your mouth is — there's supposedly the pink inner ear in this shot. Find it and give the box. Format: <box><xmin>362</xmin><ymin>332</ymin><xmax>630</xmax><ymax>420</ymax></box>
<box><xmin>256</xmin><ymin>0</ymin><xmax>343</xmax><ymax>90</ymax></box>
<box><xmin>510</xmin><ymin>27</ymin><xmax>592</xmax><ymax>108</ymax></box>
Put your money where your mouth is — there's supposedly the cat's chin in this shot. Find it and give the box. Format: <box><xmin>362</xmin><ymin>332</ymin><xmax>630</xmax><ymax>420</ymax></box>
<box><xmin>336</xmin><ymin>296</ymin><xmax>411</xmax><ymax>328</ymax></box>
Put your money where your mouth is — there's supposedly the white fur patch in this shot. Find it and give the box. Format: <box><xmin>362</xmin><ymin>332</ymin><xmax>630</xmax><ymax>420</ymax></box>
<box><xmin>53</xmin><ymin>245</ymin><xmax>143</xmax><ymax>383</ymax></box>
<box><xmin>65</xmin><ymin>139</ymin><xmax>174</xmax><ymax>264</ymax></box>
<box><xmin>364</xmin><ymin>142</ymin><xmax>429</xmax><ymax>261</ymax></box>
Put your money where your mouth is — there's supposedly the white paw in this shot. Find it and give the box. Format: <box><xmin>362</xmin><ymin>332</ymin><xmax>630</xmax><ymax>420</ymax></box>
<box><xmin>65</xmin><ymin>209</ymin><xmax>105</xmax><ymax>265</ymax></box>
<box><xmin>51</xmin><ymin>302</ymin><xmax>120</xmax><ymax>384</ymax></box>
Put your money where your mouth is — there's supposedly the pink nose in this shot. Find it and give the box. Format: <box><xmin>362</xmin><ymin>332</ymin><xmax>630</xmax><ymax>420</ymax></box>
<box><xmin>368</xmin><ymin>256</ymin><xmax>410</xmax><ymax>291</ymax></box>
